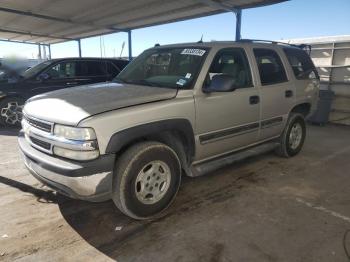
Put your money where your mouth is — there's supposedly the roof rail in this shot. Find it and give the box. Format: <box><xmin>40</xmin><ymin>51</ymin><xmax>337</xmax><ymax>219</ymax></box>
<box><xmin>238</xmin><ymin>39</ymin><xmax>312</xmax><ymax>54</ymax></box>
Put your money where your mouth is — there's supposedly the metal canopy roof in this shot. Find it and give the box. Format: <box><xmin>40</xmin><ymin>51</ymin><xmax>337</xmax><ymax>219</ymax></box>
<box><xmin>0</xmin><ymin>0</ymin><xmax>287</xmax><ymax>45</ymax></box>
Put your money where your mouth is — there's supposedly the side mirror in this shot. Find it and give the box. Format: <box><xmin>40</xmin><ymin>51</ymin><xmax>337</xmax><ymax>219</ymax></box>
<box><xmin>203</xmin><ymin>74</ymin><xmax>237</xmax><ymax>93</ymax></box>
<box><xmin>37</xmin><ymin>73</ymin><xmax>50</xmax><ymax>81</ymax></box>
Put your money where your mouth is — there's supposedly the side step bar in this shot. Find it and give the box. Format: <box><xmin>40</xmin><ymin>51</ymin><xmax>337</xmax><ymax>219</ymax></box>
<box><xmin>190</xmin><ymin>141</ymin><xmax>279</xmax><ymax>177</ymax></box>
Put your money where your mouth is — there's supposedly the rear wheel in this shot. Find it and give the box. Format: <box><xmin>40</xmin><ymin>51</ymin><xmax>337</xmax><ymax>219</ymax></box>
<box><xmin>0</xmin><ymin>97</ymin><xmax>24</xmax><ymax>127</ymax></box>
<box><xmin>112</xmin><ymin>141</ymin><xmax>181</xmax><ymax>220</ymax></box>
<box><xmin>275</xmin><ymin>113</ymin><xmax>306</xmax><ymax>157</ymax></box>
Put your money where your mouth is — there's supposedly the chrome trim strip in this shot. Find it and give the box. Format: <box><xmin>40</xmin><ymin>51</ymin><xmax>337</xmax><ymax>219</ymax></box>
<box><xmin>23</xmin><ymin>112</ymin><xmax>54</xmax><ymax>133</ymax></box>
<box><xmin>261</xmin><ymin>116</ymin><xmax>284</xmax><ymax>129</ymax></box>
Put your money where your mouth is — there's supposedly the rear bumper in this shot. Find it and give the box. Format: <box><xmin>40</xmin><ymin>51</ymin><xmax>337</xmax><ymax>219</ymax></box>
<box><xmin>18</xmin><ymin>132</ymin><xmax>115</xmax><ymax>202</ymax></box>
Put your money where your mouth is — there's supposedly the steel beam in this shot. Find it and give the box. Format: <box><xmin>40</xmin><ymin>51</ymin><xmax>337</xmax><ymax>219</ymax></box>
<box><xmin>48</xmin><ymin>44</ymin><xmax>52</xmax><ymax>59</ymax></box>
<box><xmin>235</xmin><ymin>9</ymin><xmax>242</xmax><ymax>41</ymax></box>
<box><xmin>0</xmin><ymin>38</ymin><xmax>38</xmax><ymax>45</ymax></box>
<box><xmin>0</xmin><ymin>7</ymin><xmax>127</xmax><ymax>33</ymax></box>
<box><xmin>77</xmin><ymin>39</ymin><xmax>82</xmax><ymax>57</ymax></box>
<box><xmin>128</xmin><ymin>30</ymin><xmax>132</xmax><ymax>60</ymax></box>
<box><xmin>0</xmin><ymin>27</ymin><xmax>75</xmax><ymax>42</ymax></box>
<box><xmin>38</xmin><ymin>44</ymin><xmax>42</xmax><ymax>60</ymax></box>
<box><xmin>198</xmin><ymin>0</ymin><xmax>238</xmax><ymax>12</ymax></box>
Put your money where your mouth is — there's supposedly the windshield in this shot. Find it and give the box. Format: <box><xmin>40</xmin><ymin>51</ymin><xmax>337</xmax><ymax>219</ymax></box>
<box><xmin>115</xmin><ymin>47</ymin><xmax>208</xmax><ymax>89</ymax></box>
<box><xmin>21</xmin><ymin>61</ymin><xmax>53</xmax><ymax>79</ymax></box>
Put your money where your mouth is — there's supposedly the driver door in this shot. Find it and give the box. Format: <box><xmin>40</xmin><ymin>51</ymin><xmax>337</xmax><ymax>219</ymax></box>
<box><xmin>194</xmin><ymin>48</ymin><xmax>260</xmax><ymax>161</ymax></box>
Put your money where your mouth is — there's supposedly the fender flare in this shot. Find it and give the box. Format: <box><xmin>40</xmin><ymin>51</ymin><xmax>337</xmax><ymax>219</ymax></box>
<box><xmin>105</xmin><ymin>119</ymin><xmax>195</xmax><ymax>161</ymax></box>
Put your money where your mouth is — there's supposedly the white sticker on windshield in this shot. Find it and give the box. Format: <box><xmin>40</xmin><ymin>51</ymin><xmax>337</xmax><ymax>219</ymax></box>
<box><xmin>185</xmin><ymin>73</ymin><xmax>192</xmax><ymax>79</ymax></box>
<box><xmin>181</xmin><ymin>49</ymin><xmax>206</xmax><ymax>56</ymax></box>
<box><xmin>176</xmin><ymin>79</ymin><xmax>187</xmax><ymax>86</ymax></box>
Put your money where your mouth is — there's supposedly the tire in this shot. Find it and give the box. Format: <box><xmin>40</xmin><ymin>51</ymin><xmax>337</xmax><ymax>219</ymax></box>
<box><xmin>112</xmin><ymin>141</ymin><xmax>181</xmax><ymax>220</ymax></box>
<box><xmin>275</xmin><ymin>113</ymin><xmax>306</xmax><ymax>158</ymax></box>
<box><xmin>0</xmin><ymin>97</ymin><xmax>25</xmax><ymax>127</ymax></box>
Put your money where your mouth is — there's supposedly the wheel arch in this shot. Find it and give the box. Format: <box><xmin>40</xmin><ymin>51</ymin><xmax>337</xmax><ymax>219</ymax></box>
<box><xmin>105</xmin><ymin>119</ymin><xmax>195</xmax><ymax>175</ymax></box>
<box><xmin>289</xmin><ymin>102</ymin><xmax>311</xmax><ymax>118</ymax></box>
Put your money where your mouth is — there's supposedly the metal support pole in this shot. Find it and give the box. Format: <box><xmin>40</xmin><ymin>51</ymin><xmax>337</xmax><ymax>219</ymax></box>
<box><xmin>38</xmin><ymin>44</ymin><xmax>42</xmax><ymax>60</ymax></box>
<box><xmin>77</xmin><ymin>39</ymin><xmax>82</xmax><ymax>57</ymax></box>
<box><xmin>235</xmin><ymin>9</ymin><xmax>242</xmax><ymax>41</ymax></box>
<box><xmin>48</xmin><ymin>44</ymin><xmax>52</xmax><ymax>60</ymax></box>
<box><xmin>128</xmin><ymin>30</ymin><xmax>132</xmax><ymax>60</ymax></box>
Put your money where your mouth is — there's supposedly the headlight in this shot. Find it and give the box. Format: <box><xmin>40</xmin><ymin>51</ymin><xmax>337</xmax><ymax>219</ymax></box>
<box><xmin>53</xmin><ymin>146</ymin><xmax>99</xmax><ymax>161</ymax></box>
<box><xmin>53</xmin><ymin>124</ymin><xmax>99</xmax><ymax>161</ymax></box>
<box><xmin>54</xmin><ymin>124</ymin><xmax>96</xmax><ymax>140</ymax></box>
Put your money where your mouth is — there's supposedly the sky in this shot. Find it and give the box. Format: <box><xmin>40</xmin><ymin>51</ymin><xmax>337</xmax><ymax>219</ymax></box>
<box><xmin>0</xmin><ymin>0</ymin><xmax>349</xmax><ymax>59</ymax></box>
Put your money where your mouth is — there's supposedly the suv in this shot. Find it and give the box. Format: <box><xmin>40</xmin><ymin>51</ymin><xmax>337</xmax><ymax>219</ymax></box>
<box><xmin>0</xmin><ymin>58</ymin><xmax>128</xmax><ymax>127</ymax></box>
<box><xmin>18</xmin><ymin>41</ymin><xmax>319</xmax><ymax>219</ymax></box>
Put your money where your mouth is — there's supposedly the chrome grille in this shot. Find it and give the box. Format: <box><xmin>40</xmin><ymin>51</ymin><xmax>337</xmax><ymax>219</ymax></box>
<box><xmin>24</xmin><ymin>115</ymin><xmax>53</xmax><ymax>133</ymax></box>
<box><xmin>22</xmin><ymin>115</ymin><xmax>54</xmax><ymax>154</ymax></box>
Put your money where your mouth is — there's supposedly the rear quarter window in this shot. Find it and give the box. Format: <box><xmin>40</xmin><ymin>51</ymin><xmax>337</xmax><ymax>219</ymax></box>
<box><xmin>283</xmin><ymin>48</ymin><xmax>318</xmax><ymax>80</ymax></box>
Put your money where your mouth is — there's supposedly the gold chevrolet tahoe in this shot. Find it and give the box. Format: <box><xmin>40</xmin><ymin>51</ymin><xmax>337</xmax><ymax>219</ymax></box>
<box><xmin>18</xmin><ymin>40</ymin><xmax>319</xmax><ymax>219</ymax></box>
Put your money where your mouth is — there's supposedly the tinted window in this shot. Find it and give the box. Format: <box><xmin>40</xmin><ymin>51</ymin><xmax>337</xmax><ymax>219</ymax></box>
<box><xmin>208</xmin><ymin>48</ymin><xmax>252</xmax><ymax>88</ymax></box>
<box><xmin>113</xmin><ymin>60</ymin><xmax>128</xmax><ymax>71</ymax></box>
<box><xmin>254</xmin><ymin>49</ymin><xmax>288</xmax><ymax>85</ymax></box>
<box><xmin>284</xmin><ymin>48</ymin><xmax>318</xmax><ymax>80</ymax></box>
<box><xmin>46</xmin><ymin>61</ymin><xmax>76</xmax><ymax>79</ymax></box>
<box><xmin>107</xmin><ymin>62</ymin><xmax>120</xmax><ymax>77</ymax></box>
<box><xmin>87</xmin><ymin>61</ymin><xmax>108</xmax><ymax>76</ymax></box>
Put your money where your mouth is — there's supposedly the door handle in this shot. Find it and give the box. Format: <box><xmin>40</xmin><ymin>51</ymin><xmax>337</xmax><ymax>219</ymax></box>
<box><xmin>285</xmin><ymin>90</ymin><xmax>293</xmax><ymax>98</ymax></box>
<box><xmin>249</xmin><ymin>95</ymin><xmax>260</xmax><ymax>105</ymax></box>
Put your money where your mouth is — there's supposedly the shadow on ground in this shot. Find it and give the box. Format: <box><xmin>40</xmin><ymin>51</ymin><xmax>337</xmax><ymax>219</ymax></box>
<box><xmin>0</xmin><ymin>127</ymin><xmax>20</xmax><ymax>136</ymax></box>
<box><xmin>55</xmin><ymin>154</ymin><xmax>268</xmax><ymax>260</ymax></box>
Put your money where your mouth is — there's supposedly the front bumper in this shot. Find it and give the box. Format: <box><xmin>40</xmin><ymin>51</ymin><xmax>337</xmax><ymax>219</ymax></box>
<box><xmin>18</xmin><ymin>132</ymin><xmax>115</xmax><ymax>202</ymax></box>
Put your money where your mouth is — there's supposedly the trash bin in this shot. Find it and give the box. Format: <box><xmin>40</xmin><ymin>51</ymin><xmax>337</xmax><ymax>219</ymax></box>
<box><xmin>308</xmin><ymin>89</ymin><xmax>334</xmax><ymax>125</ymax></box>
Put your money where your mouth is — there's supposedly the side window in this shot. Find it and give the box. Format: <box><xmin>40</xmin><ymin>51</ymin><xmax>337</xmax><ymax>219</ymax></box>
<box><xmin>107</xmin><ymin>62</ymin><xmax>120</xmax><ymax>77</ymax></box>
<box><xmin>254</xmin><ymin>49</ymin><xmax>288</xmax><ymax>85</ymax></box>
<box><xmin>82</xmin><ymin>61</ymin><xmax>108</xmax><ymax>76</ymax></box>
<box><xmin>46</xmin><ymin>62</ymin><xmax>76</xmax><ymax>79</ymax></box>
<box><xmin>208</xmin><ymin>48</ymin><xmax>253</xmax><ymax>88</ymax></box>
<box><xmin>283</xmin><ymin>48</ymin><xmax>318</xmax><ymax>80</ymax></box>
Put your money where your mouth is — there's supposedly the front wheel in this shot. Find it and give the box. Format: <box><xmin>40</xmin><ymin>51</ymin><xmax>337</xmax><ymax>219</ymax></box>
<box><xmin>275</xmin><ymin>113</ymin><xmax>306</xmax><ymax>158</ymax></box>
<box><xmin>112</xmin><ymin>141</ymin><xmax>181</xmax><ymax>220</ymax></box>
<box><xmin>0</xmin><ymin>97</ymin><xmax>25</xmax><ymax>127</ymax></box>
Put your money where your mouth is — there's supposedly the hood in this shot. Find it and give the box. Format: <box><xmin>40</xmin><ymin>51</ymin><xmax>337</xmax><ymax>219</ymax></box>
<box><xmin>24</xmin><ymin>82</ymin><xmax>177</xmax><ymax>125</ymax></box>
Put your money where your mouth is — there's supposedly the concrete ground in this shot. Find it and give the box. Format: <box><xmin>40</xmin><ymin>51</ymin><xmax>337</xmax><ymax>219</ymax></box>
<box><xmin>0</xmin><ymin>124</ymin><xmax>350</xmax><ymax>262</ymax></box>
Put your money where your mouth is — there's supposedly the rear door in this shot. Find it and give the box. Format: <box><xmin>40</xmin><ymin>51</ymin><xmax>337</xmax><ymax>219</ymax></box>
<box><xmin>195</xmin><ymin>47</ymin><xmax>260</xmax><ymax>161</ymax></box>
<box><xmin>252</xmin><ymin>47</ymin><xmax>295</xmax><ymax>140</ymax></box>
<box><xmin>81</xmin><ymin>60</ymin><xmax>111</xmax><ymax>83</ymax></box>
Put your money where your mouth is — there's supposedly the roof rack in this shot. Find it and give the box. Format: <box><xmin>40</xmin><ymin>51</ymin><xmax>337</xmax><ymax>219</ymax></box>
<box><xmin>238</xmin><ymin>39</ymin><xmax>312</xmax><ymax>54</ymax></box>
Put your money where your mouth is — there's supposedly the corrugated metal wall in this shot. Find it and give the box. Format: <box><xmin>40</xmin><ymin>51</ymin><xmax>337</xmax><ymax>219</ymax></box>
<box><xmin>288</xmin><ymin>36</ymin><xmax>350</xmax><ymax>125</ymax></box>
<box><xmin>311</xmin><ymin>41</ymin><xmax>350</xmax><ymax>125</ymax></box>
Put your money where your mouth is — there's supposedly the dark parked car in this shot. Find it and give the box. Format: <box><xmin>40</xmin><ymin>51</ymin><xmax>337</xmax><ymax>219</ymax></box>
<box><xmin>0</xmin><ymin>58</ymin><xmax>128</xmax><ymax>127</ymax></box>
